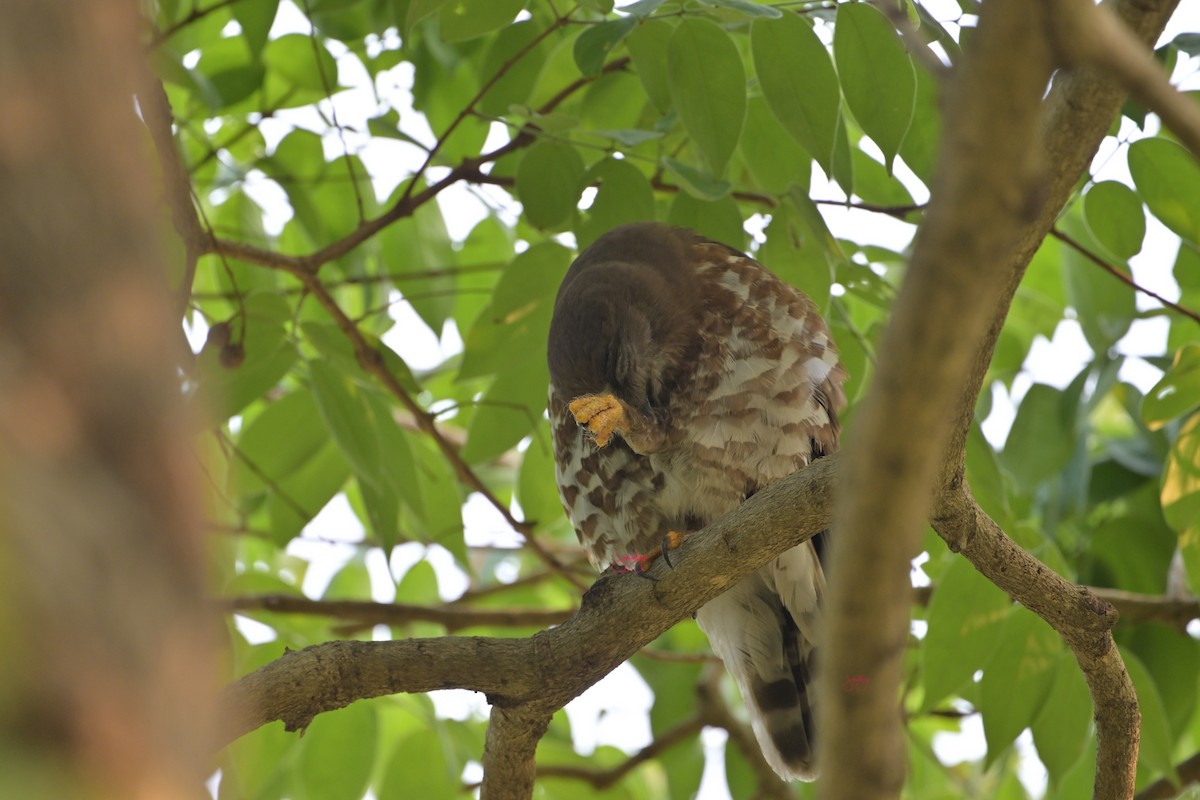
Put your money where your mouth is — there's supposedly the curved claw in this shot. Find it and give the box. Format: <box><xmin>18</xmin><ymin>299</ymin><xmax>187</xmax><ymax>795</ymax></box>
<box><xmin>661</xmin><ymin>530</ymin><xmax>686</xmax><ymax>569</ymax></box>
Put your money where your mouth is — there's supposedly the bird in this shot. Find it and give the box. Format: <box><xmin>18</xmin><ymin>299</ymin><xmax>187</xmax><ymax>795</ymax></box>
<box><xmin>546</xmin><ymin>221</ymin><xmax>847</xmax><ymax>781</ymax></box>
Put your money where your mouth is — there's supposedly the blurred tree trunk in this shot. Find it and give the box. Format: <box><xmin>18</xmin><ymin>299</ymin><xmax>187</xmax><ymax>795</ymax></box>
<box><xmin>0</xmin><ymin>1</ymin><xmax>218</xmax><ymax>797</ymax></box>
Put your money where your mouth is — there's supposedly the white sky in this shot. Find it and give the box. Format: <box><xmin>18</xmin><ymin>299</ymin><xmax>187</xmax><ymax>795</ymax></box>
<box><xmin>197</xmin><ymin>1</ymin><xmax>1200</xmax><ymax>796</ymax></box>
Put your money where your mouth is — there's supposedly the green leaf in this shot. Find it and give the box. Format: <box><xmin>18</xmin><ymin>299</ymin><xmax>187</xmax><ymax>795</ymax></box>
<box><xmin>575</xmin><ymin>156</ymin><xmax>656</xmax><ymax>248</ymax></box>
<box><xmin>1061</xmin><ymin>210</ymin><xmax>1137</xmax><ymax>352</ymax></box>
<box><xmin>787</xmin><ymin>186</ymin><xmax>847</xmax><ymax>262</ymax></box>
<box><xmin>898</xmin><ymin>66</ymin><xmax>941</xmax><ymax>185</ymax></box>
<box><xmin>662</xmin><ymin>157</ymin><xmax>732</xmax><ymax>201</ymax></box>
<box><xmin>517</xmin><ymin>424</ymin><xmax>563</xmax><ymax>528</ymax></box>
<box><xmin>234</xmin><ymin>391</ymin><xmax>329</xmax><ymax>501</ymax></box>
<box><xmin>396</xmin><ymin>560</ymin><xmax>441</xmax><ymax>605</ymax></box>
<box><xmin>574</xmin><ymin>16</ymin><xmax>637</xmax><ymax>77</ymax></box>
<box><xmin>1120</xmin><ymin>647</ymin><xmax>1179</xmax><ymax>782</ymax></box>
<box><xmin>1083</xmin><ymin>180</ymin><xmax>1146</xmax><ymax>261</ymax></box>
<box><xmin>1126</xmin><ymin>622</ymin><xmax>1200</xmax><ymax>739</ymax></box>
<box><xmin>411</xmin><ymin>439</ymin><xmax>465</xmax><ymax>555</ymax></box>
<box><xmin>362</xmin><ymin>393</ymin><xmax>424</xmax><ymax>551</ymax></box>
<box><xmin>515</xmin><ymin>140</ymin><xmax>586</xmax><ymax>229</ymax></box>
<box><xmin>622</xmin><ymin>0</ymin><xmax>670</xmax><ymax>17</ymax></box>
<box><xmin>699</xmin><ymin>0</ymin><xmax>782</xmax><ymax>18</ymax></box>
<box><xmin>834</xmin><ymin>2</ymin><xmax>916</xmax><ymax>171</ymax></box>
<box><xmin>379</xmin><ymin>199</ymin><xmax>456</xmax><ymax>334</ymax></box>
<box><xmin>1163</xmin><ymin>414</ymin><xmax>1200</xmax><ymax>595</ymax></box>
<box><xmin>438</xmin><ymin>0</ymin><xmax>528</xmax><ymax>42</ymax></box>
<box><xmin>921</xmin><ymin>557</ymin><xmax>1011</xmax><ymax>711</ymax></box>
<box><xmin>1142</xmin><ymin>343</ymin><xmax>1200</xmax><ymax>428</ymax></box>
<box><xmin>1128</xmin><ymin>136</ymin><xmax>1200</xmax><ymax>243</ymax></box>
<box><xmin>234</xmin><ymin>0</ymin><xmax>280</xmax><ymax>57</ymax></box>
<box><xmin>405</xmin><ymin>0</ymin><xmax>452</xmax><ymax>37</ymax></box>
<box><xmin>751</xmin><ymin>12</ymin><xmax>840</xmax><ymax>176</ymax></box>
<box><xmin>588</xmin><ymin>127</ymin><xmax>663</xmax><ymax>147</ymax></box>
<box><xmin>478</xmin><ymin>21</ymin><xmax>550</xmax><ymax>117</ymax></box>
<box><xmin>459</xmin><ymin>297</ymin><xmax>556</xmax><ymax>380</ymax></box>
<box><xmin>667</xmin><ymin>17</ymin><xmax>746</xmax><ymax>175</ymax></box>
<box><xmin>266</xmin><ymin>441</ymin><xmax>351</xmax><ymax>544</ymax></box>
<box><xmin>262</xmin><ymin>34</ymin><xmax>339</xmax><ymax>92</ymax></box>
<box><xmin>852</xmin><ymin>148</ymin><xmax>915</xmax><ymax>207</ymax></box>
<box><xmin>667</xmin><ymin>191</ymin><xmax>745</xmax><ymax>250</ymax></box>
<box><xmin>491</xmin><ymin>241</ymin><xmax>573</xmax><ymax>319</ymax></box>
<box><xmin>379</xmin><ymin>731</ymin><xmax>458</xmax><ymax>799</ymax></box>
<box><xmin>194</xmin><ymin>294</ymin><xmax>297</xmax><ymax>423</ymax></box>
<box><xmin>758</xmin><ymin>205</ymin><xmax>832</xmax><ymax>312</ymax></box>
<box><xmin>295</xmin><ymin>702</ymin><xmax>377</xmax><ymax>800</ymax></box>
<box><xmin>626</xmin><ymin>18</ymin><xmax>673</xmax><ymax>112</ymax></box>
<box><xmin>979</xmin><ymin>608</ymin><xmax>1062</xmax><ymax>767</ymax></box>
<box><xmin>740</xmin><ymin>96</ymin><xmax>811</xmax><ymax>196</ymax></box>
<box><xmin>194</xmin><ymin>36</ymin><xmax>265</xmax><ymax>110</ymax></box>
<box><xmin>1001</xmin><ymin>383</ymin><xmax>1077</xmax><ymax>492</ymax></box>
<box><xmin>309</xmin><ymin>360</ymin><xmax>384</xmax><ymax>488</ymax></box>
<box><xmin>462</xmin><ymin>355</ymin><xmax>550</xmax><ymax>463</ymax></box>
<box><xmin>1029</xmin><ymin>654</ymin><xmax>1092</xmax><ymax>786</ymax></box>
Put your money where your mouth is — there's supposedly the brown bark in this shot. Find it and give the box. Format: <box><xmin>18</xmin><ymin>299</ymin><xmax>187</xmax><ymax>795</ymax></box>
<box><xmin>0</xmin><ymin>0</ymin><xmax>218</xmax><ymax>796</ymax></box>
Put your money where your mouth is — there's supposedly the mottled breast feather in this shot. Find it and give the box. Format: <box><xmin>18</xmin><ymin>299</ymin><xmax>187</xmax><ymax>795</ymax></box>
<box><xmin>547</xmin><ymin>221</ymin><xmax>847</xmax><ymax>781</ymax></box>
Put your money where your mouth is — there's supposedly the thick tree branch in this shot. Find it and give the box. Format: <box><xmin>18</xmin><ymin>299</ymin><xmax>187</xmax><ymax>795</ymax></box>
<box><xmin>219</xmin><ymin>455</ymin><xmax>839</xmax><ymax>745</ymax></box>
<box><xmin>484</xmin><ymin>707</ymin><xmax>552</xmax><ymax>799</ymax></box>
<box><xmin>926</xmin><ymin>2</ymin><xmax>1183</xmax><ymax>798</ymax></box>
<box><xmin>818</xmin><ymin>3</ymin><xmax>1056</xmax><ymax>798</ymax></box>
<box><xmin>932</xmin><ymin>482</ymin><xmax>1140</xmax><ymax>797</ymax></box>
<box><xmin>1</xmin><ymin>0</ymin><xmax>218</xmax><ymax>792</ymax></box>
<box><xmin>219</xmin><ymin>637</ymin><xmax>541</xmax><ymax>743</ymax></box>
<box><xmin>1050</xmin><ymin>0</ymin><xmax>1200</xmax><ymax>159</ymax></box>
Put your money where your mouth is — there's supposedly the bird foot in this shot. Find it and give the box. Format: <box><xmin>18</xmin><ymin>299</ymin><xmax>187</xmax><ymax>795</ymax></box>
<box><xmin>608</xmin><ymin>531</ymin><xmax>688</xmax><ymax>577</ymax></box>
<box><xmin>661</xmin><ymin>530</ymin><xmax>688</xmax><ymax>569</ymax></box>
<box><xmin>569</xmin><ymin>393</ymin><xmax>626</xmax><ymax>447</ymax></box>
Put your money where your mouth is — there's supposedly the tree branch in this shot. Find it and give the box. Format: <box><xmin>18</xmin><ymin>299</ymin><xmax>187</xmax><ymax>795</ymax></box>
<box><xmin>138</xmin><ymin>79</ymin><xmax>210</xmax><ymax>318</ymax></box>
<box><xmin>913</xmin><ymin>584</ymin><xmax>1200</xmax><ymax>629</ymax></box>
<box><xmin>1134</xmin><ymin>750</ymin><xmax>1200</xmax><ymax>800</ymax></box>
<box><xmin>483</xmin><ymin>706</ymin><xmax>552</xmax><ymax>799</ymax></box>
<box><xmin>1050</xmin><ymin>0</ymin><xmax>1200</xmax><ymax>160</ymax></box>
<box><xmin>205</xmin><ymin>58</ymin><xmax>631</xmax><ymax>276</ymax></box>
<box><xmin>1050</xmin><ymin>226</ymin><xmax>1200</xmax><ymax>325</ymax></box>
<box><xmin>218</xmin><ymin>455</ymin><xmax>839</xmax><ymax>745</ymax></box>
<box><xmin>818</xmin><ymin>3</ymin><xmax>1057</xmax><ymax>797</ymax></box>
<box><xmin>535</xmin><ymin>715</ymin><xmax>705</xmax><ymax>788</ymax></box>
<box><xmin>925</xmin><ymin>1</ymin><xmax>1185</xmax><ymax>798</ymax></box>
<box><xmin>222</xmin><ymin>594</ymin><xmax>574</xmax><ymax>632</ymax></box>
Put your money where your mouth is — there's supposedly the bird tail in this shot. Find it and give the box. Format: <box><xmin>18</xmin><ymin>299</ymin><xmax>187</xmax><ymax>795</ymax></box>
<box><xmin>696</xmin><ymin>570</ymin><xmax>820</xmax><ymax>781</ymax></box>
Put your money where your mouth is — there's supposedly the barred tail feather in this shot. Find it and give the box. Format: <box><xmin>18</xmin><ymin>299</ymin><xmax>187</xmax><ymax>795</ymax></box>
<box><xmin>695</xmin><ymin>563</ymin><xmax>821</xmax><ymax>781</ymax></box>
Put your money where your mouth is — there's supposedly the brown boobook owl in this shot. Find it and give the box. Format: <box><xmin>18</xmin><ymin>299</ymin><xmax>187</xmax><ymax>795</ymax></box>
<box><xmin>546</xmin><ymin>222</ymin><xmax>847</xmax><ymax>780</ymax></box>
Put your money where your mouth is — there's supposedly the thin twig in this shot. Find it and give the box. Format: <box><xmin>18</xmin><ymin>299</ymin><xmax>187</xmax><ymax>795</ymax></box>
<box><xmin>298</xmin><ymin>0</ymin><xmax>366</xmax><ymax>222</ymax></box>
<box><xmin>399</xmin><ymin>7</ymin><xmax>579</xmax><ymax>205</ymax></box>
<box><xmin>1050</xmin><ymin>227</ymin><xmax>1200</xmax><ymax>326</ymax></box>
<box><xmin>285</xmin><ymin>264</ymin><xmax>589</xmax><ymax>590</ymax></box>
<box><xmin>534</xmin><ymin>716</ymin><xmax>706</xmax><ymax>788</ymax></box>
<box><xmin>223</xmin><ymin>594</ymin><xmax>573</xmax><ymax>632</ymax></box>
<box><xmin>1134</xmin><ymin>750</ymin><xmax>1200</xmax><ymax>799</ymax></box>
<box><xmin>147</xmin><ymin>0</ymin><xmax>247</xmax><ymax>49</ymax></box>
<box><xmin>139</xmin><ymin>79</ymin><xmax>211</xmax><ymax>317</ymax></box>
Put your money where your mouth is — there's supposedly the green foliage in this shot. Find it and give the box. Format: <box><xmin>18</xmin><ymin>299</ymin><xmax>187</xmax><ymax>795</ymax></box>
<box><xmin>151</xmin><ymin>0</ymin><xmax>1200</xmax><ymax>796</ymax></box>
